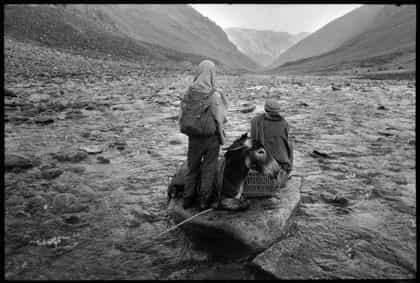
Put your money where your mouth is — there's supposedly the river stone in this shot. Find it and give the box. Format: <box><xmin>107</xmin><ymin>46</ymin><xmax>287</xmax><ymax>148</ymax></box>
<box><xmin>52</xmin><ymin>193</ymin><xmax>87</xmax><ymax>213</ymax></box>
<box><xmin>168</xmin><ymin>177</ymin><xmax>302</xmax><ymax>253</ymax></box>
<box><xmin>40</xmin><ymin>168</ymin><xmax>63</xmax><ymax>179</ymax></box>
<box><xmin>25</xmin><ymin>195</ymin><xmax>47</xmax><ymax>214</ymax></box>
<box><xmin>5</xmin><ymin>154</ymin><xmax>35</xmax><ymax>171</ymax></box>
<box><xmin>51</xmin><ymin>150</ymin><xmax>88</xmax><ymax>163</ymax></box>
<box><xmin>34</xmin><ymin>116</ymin><xmax>54</xmax><ymax>125</ymax></box>
<box><xmin>5</xmin><ymin>89</ymin><xmax>17</xmax><ymax>97</ymax></box>
<box><xmin>96</xmin><ymin>156</ymin><xmax>110</xmax><ymax>164</ymax></box>
<box><xmin>80</xmin><ymin>145</ymin><xmax>103</xmax><ymax>154</ymax></box>
<box><xmin>252</xmin><ymin>237</ymin><xmax>328</xmax><ymax>279</ymax></box>
<box><xmin>239</xmin><ymin>103</ymin><xmax>256</xmax><ymax>113</ymax></box>
<box><xmin>65</xmin><ymin>166</ymin><xmax>86</xmax><ymax>174</ymax></box>
<box><xmin>29</xmin><ymin>93</ymin><xmax>50</xmax><ymax>103</ymax></box>
<box><xmin>169</xmin><ymin>134</ymin><xmax>187</xmax><ymax>145</ymax></box>
<box><xmin>71</xmin><ymin>184</ymin><xmax>97</xmax><ymax>203</ymax></box>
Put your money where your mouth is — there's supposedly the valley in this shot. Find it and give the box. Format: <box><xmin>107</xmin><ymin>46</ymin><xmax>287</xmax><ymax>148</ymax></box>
<box><xmin>4</xmin><ymin>36</ymin><xmax>416</xmax><ymax>279</ymax></box>
<box><xmin>4</xmin><ymin>3</ymin><xmax>416</xmax><ymax>280</ymax></box>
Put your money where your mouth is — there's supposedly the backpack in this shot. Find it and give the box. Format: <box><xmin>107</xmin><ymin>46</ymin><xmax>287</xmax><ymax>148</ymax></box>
<box><xmin>179</xmin><ymin>88</ymin><xmax>217</xmax><ymax>137</ymax></box>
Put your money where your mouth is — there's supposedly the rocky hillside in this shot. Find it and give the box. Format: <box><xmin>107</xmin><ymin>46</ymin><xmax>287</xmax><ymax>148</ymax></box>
<box><xmin>267</xmin><ymin>5</ymin><xmax>385</xmax><ymax>69</ymax></box>
<box><xmin>4</xmin><ymin>4</ymin><xmax>257</xmax><ymax>71</ymax></box>
<box><xmin>266</xmin><ymin>5</ymin><xmax>416</xmax><ymax>76</ymax></box>
<box><xmin>225</xmin><ymin>28</ymin><xmax>309</xmax><ymax>67</ymax></box>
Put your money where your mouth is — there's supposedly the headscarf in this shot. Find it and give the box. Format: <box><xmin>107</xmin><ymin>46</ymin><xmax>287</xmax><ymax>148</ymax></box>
<box><xmin>190</xmin><ymin>60</ymin><xmax>216</xmax><ymax>93</ymax></box>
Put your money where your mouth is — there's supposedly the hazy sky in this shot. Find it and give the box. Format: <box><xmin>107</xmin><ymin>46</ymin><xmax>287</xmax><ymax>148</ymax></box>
<box><xmin>190</xmin><ymin>4</ymin><xmax>362</xmax><ymax>34</ymax></box>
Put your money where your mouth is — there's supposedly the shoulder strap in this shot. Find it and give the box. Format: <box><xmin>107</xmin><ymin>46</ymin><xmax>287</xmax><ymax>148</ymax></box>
<box><xmin>254</xmin><ymin>114</ymin><xmax>265</xmax><ymax>146</ymax></box>
<box><xmin>216</xmin><ymin>157</ymin><xmax>226</xmax><ymax>204</ymax></box>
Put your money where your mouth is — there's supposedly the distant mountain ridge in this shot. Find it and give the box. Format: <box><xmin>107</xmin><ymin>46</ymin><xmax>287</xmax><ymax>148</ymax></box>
<box><xmin>267</xmin><ymin>5</ymin><xmax>385</xmax><ymax>69</ymax></box>
<box><xmin>266</xmin><ymin>5</ymin><xmax>416</xmax><ymax>75</ymax></box>
<box><xmin>4</xmin><ymin>4</ymin><xmax>257</xmax><ymax>71</ymax></box>
<box><xmin>224</xmin><ymin>27</ymin><xmax>309</xmax><ymax>66</ymax></box>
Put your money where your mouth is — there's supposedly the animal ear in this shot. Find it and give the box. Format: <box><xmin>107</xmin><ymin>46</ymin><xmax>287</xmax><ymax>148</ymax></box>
<box><xmin>241</xmin><ymin>133</ymin><xmax>248</xmax><ymax>139</ymax></box>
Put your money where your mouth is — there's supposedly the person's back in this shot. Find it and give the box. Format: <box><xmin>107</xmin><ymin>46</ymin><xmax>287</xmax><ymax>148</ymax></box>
<box><xmin>179</xmin><ymin>60</ymin><xmax>228</xmax><ymax>210</ymax></box>
<box><xmin>250</xmin><ymin>99</ymin><xmax>293</xmax><ymax>187</ymax></box>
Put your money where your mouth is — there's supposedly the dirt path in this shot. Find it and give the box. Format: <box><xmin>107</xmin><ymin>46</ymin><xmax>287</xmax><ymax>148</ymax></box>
<box><xmin>4</xmin><ymin>38</ymin><xmax>416</xmax><ymax>279</ymax></box>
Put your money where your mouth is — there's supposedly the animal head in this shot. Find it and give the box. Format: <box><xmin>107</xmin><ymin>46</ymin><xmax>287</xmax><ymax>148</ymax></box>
<box><xmin>223</xmin><ymin>133</ymin><xmax>280</xmax><ymax>178</ymax></box>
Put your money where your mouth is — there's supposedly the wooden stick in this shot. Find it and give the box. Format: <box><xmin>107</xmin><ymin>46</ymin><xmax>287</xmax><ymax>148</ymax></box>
<box><xmin>156</xmin><ymin>208</ymin><xmax>213</xmax><ymax>238</ymax></box>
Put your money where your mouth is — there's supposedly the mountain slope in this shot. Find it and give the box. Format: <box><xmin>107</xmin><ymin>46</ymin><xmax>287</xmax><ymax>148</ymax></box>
<box><xmin>224</xmin><ymin>28</ymin><xmax>309</xmax><ymax>66</ymax></box>
<box><xmin>290</xmin><ymin>32</ymin><xmax>310</xmax><ymax>44</ymax></box>
<box><xmin>4</xmin><ymin>4</ymin><xmax>257</xmax><ymax>71</ymax></box>
<box><xmin>266</xmin><ymin>5</ymin><xmax>416</xmax><ymax>75</ymax></box>
<box><xmin>267</xmin><ymin>5</ymin><xmax>385</xmax><ymax>69</ymax></box>
<box><xmin>70</xmin><ymin>4</ymin><xmax>257</xmax><ymax>70</ymax></box>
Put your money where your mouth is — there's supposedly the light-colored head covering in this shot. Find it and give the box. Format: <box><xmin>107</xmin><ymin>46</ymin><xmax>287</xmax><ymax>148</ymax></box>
<box><xmin>190</xmin><ymin>60</ymin><xmax>216</xmax><ymax>93</ymax></box>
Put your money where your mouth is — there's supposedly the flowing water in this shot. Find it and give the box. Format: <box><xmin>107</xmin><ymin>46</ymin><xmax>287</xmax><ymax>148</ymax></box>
<box><xmin>4</xmin><ymin>38</ymin><xmax>416</xmax><ymax>279</ymax></box>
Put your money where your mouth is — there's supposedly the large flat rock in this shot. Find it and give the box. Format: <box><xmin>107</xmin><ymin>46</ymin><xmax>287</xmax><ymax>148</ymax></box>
<box><xmin>168</xmin><ymin>176</ymin><xmax>302</xmax><ymax>253</ymax></box>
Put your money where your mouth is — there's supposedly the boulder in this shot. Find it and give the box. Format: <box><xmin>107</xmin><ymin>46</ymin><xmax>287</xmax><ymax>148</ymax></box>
<box><xmin>252</xmin><ymin>237</ymin><xmax>328</xmax><ymax>279</ymax></box>
<box><xmin>5</xmin><ymin>154</ymin><xmax>36</xmax><ymax>171</ymax></box>
<box><xmin>168</xmin><ymin>177</ymin><xmax>302</xmax><ymax>253</ymax></box>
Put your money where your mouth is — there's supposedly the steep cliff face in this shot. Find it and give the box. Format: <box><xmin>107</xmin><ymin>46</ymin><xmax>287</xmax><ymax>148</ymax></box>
<box><xmin>266</xmin><ymin>5</ymin><xmax>416</xmax><ymax>75</ymax></box>
<box><xmin>267</xmin><ymin>5</ymin><xmax>385</xmax><ymax>69</ymax></box>
<box><xmin>225</xmin><ymin>27</ymin><xmax>309</xmax><ymax>66</ymax></box>
<box><xmin>4</xmin><ymin>4</ymin><xmax>257</xmax><ymax>71</ymax></box>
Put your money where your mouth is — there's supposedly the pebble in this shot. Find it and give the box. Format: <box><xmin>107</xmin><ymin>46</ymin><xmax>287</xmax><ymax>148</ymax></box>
<box><xmin>80</xmin><ymin>145</ymin><xmax>103</xmax><ymax>154</ymax></box>
<box><xmin>310</xmin><ymin>150</ymin><xmax>332</xmax><ymax>159</ymax></box>
<box><xmin>65</xmin><ymin>110</ymin><xmax>85</xmax><ymax>119</ymax></box>
<box><xmin>169</xmin><ymin>134</ymin><xmax>186</xmax><ymax>145</ymax></box>
<box><xmin>239</xmin><ymin>103</ymin><xmax>256</xmax><ymax>113</ymax></box>
<box><xmin>97</xmin><ymin>156</ymin><xmax>110</xmax><ymax>164</ymax></box>
<box><xmin>109</xmin><ymin>140</ymin><xmax>127</xmax><ymax>150</ymax></box>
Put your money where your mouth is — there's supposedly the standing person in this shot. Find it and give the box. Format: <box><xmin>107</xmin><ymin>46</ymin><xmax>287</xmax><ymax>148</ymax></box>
<box><xmin>250</xmin><ymin>99</ymin><xmax>293</xmax><ymax>188</ymax></box>
<box><xmin>179</xmin><ymin>60</ymin><xmax>228</xmax><ymax>210</ymax></box>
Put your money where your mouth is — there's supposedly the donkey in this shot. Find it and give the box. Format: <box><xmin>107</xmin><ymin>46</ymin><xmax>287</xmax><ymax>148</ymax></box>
<box><xmin>167</xmin><ymin>133</ymin><xmax>280</xmax><ymax>208</ymax></box>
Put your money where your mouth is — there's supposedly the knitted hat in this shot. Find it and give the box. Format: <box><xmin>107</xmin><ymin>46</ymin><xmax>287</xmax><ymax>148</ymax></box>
<box><xmin>264</xmin><ymin>99</ymin><xmax>281</xmax><ymax>114</ymax></box>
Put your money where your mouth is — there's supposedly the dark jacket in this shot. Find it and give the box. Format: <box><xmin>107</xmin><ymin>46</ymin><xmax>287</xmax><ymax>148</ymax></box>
<box><xmin>250</xmin><ymin>113</ymin><xmax>293</xmax><ymax>173</ymax></box>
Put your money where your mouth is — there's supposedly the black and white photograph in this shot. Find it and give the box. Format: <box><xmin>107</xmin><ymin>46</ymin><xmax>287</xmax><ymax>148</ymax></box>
<box><xmin>4</xmin><ymin>2</ymin><xmax>416</xmax><ymax>280</ymax></box>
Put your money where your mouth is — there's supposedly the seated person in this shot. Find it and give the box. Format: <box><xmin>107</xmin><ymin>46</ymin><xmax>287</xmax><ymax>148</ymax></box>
<box><xmin>250</xmin><ymin>99</ymin><xmax>294</xmax><ymax>188</ymax></box>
